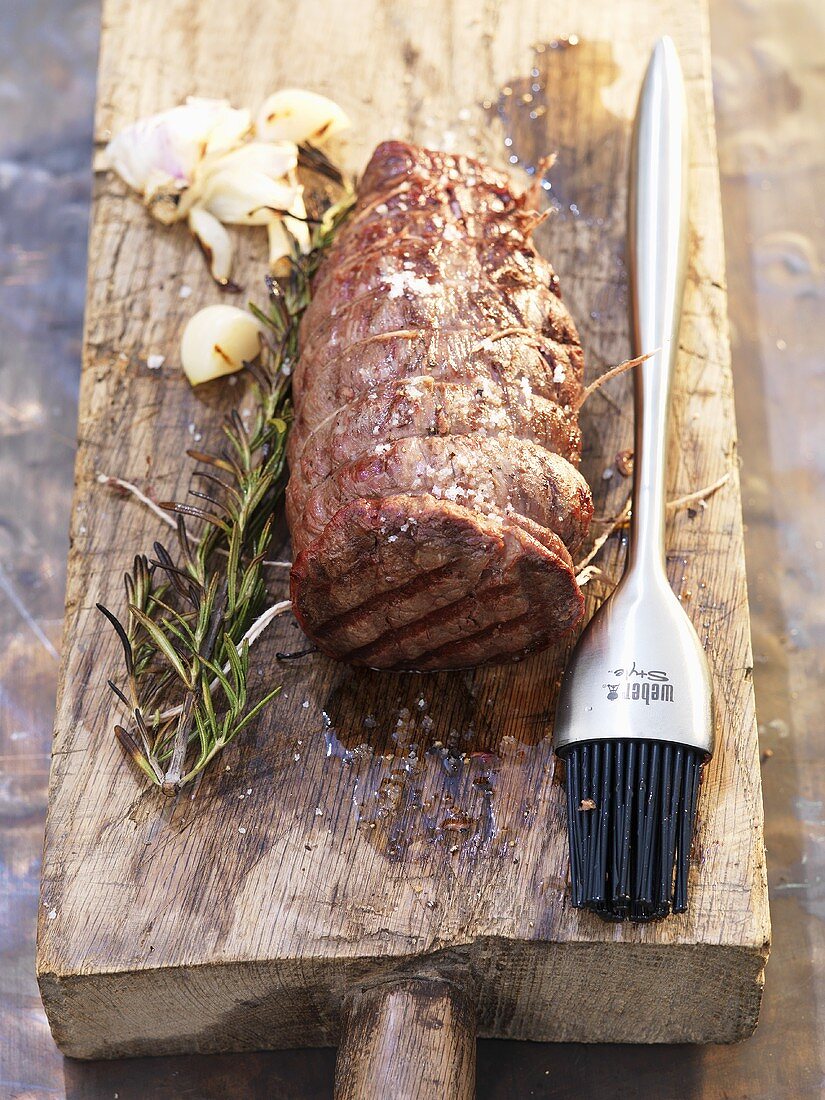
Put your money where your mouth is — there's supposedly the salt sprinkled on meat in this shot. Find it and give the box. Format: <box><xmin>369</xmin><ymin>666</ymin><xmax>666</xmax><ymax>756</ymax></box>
<box><xmin>287</xmin><ymin>140</ymin><xmax>591</xmax><ymax>670</ymax></box>
<box><xmin>386</xmin><ymin>271</ymin><xmax>434</xmax><ymax>299</ymax></box>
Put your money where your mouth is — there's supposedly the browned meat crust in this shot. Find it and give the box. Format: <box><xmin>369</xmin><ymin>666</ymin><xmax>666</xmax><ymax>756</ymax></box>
<box><xmin>287</xmin><ymin>141</ymin><xmax>592</xmax><ymax>669</ymax></box>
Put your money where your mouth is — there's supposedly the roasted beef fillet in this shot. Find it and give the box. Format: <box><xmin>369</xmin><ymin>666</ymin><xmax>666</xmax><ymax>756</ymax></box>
<box><xmin>287</xmin><ymin>141</ymin><xmax>593</xmax><ymax>670</ymax></box>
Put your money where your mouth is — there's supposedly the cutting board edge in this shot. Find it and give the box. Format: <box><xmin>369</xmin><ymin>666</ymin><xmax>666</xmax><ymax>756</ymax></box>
<box><xmin>38</xmin><ymin>933</ymin><xmax>768</xmax><ymax>1058</ymax></box>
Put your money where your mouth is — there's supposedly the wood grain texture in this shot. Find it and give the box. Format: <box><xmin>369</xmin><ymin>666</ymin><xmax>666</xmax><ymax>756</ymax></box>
<box><xmin>334</xmin><ymin>979</ymin><xmax>476</xmax><ymax>1100</ymax></box>
<box><xmin>36</xmin><ymin>0</ymin><xmax>769</xmax><ymax>1060</ymax></box>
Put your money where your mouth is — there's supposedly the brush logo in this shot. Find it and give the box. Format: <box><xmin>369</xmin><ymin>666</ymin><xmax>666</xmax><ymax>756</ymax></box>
<box><xmin>603</xmin><ymin>661</ymin><xmax>674</xmax><ymax>704</ymax></box>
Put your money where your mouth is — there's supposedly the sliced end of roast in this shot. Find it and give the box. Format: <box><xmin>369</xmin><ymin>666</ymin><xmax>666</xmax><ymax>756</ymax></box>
<box><xmin>290</xmin><ymin>493</ymin><xmax>584</xmax><ymax>671</ymax></box>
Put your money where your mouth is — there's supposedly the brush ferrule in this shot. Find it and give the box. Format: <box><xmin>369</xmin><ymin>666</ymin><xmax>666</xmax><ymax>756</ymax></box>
<box><xmin>553</xmin><ymin>569</ymin><xmax>715</xmax><ymax>758</ymax></box>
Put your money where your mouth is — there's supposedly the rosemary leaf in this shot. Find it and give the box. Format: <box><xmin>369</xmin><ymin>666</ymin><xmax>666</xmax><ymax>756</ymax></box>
<box><xmin>99</xmin><ymin>173</ymin><xmax>354</xmax><ymax>794</ymax></box>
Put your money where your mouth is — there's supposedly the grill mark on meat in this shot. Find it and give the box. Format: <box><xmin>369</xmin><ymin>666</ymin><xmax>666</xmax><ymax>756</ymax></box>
<box><xmin>339</xmin><ymin>579</ymin><xmax>527</xmax><ymax>664</ymax></box>
<box><xmin>401</xmin><ymin>611</ymin><xmax>543</xmax><ymax>670</ymax></box>
<box><xmin>382</xmin><ymin>538</ymin><xmax>584</xmax><ymax>669</ymax></box>
<box><xmin>287</xmin><ymin>142</ymin><xmax>592</xmax><ymax>669</ymax></box>
<box><xmin>335</xmin><ymin>523</ymin><xmax>582</xmax><ymax>668</ymax></box>
<box><xmin>306</xmin><ymin>557</ymin><xmax>470</xmax><ymax>636</ymax></box>
<box><xmin>291</xmin><ymin>494</ymin><xmax>582</xmax><ymax>669</ymax></box>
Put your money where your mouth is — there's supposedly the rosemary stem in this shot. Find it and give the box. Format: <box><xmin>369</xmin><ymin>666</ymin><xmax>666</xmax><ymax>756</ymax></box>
<box><xmin>156</xmin><ymin>599</ymin><xmax>292</xmax><ymax>722</ymax></box>
<box><xmin>100</xmin><ymin>176</ymin><xmax>356</xmax><ymax>793</ymax></box>
<box><xmin>162</xmin><ymin>691</ymin><xmax>195</xmax><ymax>793</ymax></box>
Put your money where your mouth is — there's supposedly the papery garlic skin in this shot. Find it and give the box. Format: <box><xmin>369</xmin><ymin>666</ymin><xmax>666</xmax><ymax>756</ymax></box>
<box><xmin>105</xmin><ymin>89</ymin><xmax>349</xmax><ymax>285</ymax></box>
<box><xmin>255</xmin><ymin>89</ymin><xmax>350</xmax><ymax>145</ymax></box>
<box><xmin>105</xmin><ymin>98</ymin><xmax>251</xmax><ymax>195</ymax></box>
<box><xmin>180</xmin><ymin>305</ymin><xmax>262</xmax><ymax>385</ymax></box>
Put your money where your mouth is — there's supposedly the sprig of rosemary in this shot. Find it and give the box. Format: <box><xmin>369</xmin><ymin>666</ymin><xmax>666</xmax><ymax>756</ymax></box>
<box><xmin>99</xmin><ymin>154</ymin><xmax>354</xmax><ymax>793</ymax></box>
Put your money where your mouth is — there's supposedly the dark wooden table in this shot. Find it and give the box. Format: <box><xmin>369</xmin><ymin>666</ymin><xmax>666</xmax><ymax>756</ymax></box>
<box><xmin>1</xmin><ymin>0</ymin><xmax>822</xmax><ymax>1096</ymax></box>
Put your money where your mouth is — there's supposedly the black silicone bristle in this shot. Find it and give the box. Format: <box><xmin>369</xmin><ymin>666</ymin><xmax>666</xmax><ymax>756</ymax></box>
<box><xmin>561</xmin><ymin>740</ymin><xmax>705</xmax><ymax>922</ymax></box>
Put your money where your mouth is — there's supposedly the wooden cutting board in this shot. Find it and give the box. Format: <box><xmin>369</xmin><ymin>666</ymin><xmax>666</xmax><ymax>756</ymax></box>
<box><xmin>37</xmin><ymin>0</ymin><xmax>770</xmax><ymax>1085</ymax></box>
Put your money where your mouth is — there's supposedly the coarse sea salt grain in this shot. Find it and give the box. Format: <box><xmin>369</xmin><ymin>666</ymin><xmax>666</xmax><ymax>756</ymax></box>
<box><xmin>553</xmin><ymin>363</ymin><xmax>567</xmax><ymax>384</ymax></box>
<box><xmin>147</xmin><ymin>354</ymin><xmax>165</xmax><ymax>370</ymax></box>
<box><xmin>385</xmin><ymin>270</ymin><xmax>433</xmax><ymax>300</ymax></box>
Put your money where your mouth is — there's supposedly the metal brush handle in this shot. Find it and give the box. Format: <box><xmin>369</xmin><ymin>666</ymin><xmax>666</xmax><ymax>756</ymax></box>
<box><xmin>627</xmin><ymin>36</ymin><xmax>689</xmax><ymax>577</ymax></box>
<box><xmin>554</xmin><ymin>38</ymin><xmax>713</xmax><ymax>760</ymax></box>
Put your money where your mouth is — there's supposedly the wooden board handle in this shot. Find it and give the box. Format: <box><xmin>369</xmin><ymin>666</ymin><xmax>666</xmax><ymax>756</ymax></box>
<box><xmin>334</xmin><ymin>978</ymin><xmax>476</xmax><ymax>1100</ymax></box>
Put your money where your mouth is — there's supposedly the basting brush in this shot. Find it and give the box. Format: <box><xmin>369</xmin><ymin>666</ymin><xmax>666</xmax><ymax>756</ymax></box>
<box><xmin>553</xmin><ymin>37</ymin><xmax>714</xmax><ymax>922</ymax></box>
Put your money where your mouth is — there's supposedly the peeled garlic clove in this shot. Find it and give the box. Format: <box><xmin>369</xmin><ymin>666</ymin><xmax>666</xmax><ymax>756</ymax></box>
<box><xmin>255</xmin><ymin>89</ymin><xmax>350</xmax><ymax>145</ymax></box>
<box><xmin>267</xmin><ymin>218</ymin><xmax>295</xmax><ymax>275</ymax></box>
<box><xmin>196</xmin><ymin>98</ymin><xmax>253</xmax><ymax>157</ymax></box>
<box><xmin>187</xmin><ymin>206</ymin><xmax>234</xmax><ymax>285</ymax></box>
<box><xmin>284</xmin><ymin>186</ymin><xmax>311</xmax><ymax>253</ymax></box>
<box><xmin>201</xmin><ymin>169</ymin><xmax>297</xmax><ymax>226</ymax></box>
<box><xmin>267</xmin><ymin>188</ymin><xmax>312</xmax><ymax>275</ymax></box>
<box><xmin>180</xmin><ymin>305</ymin><xmax>262</xmax><ymax>385</ymax></box>
<box><xmin>205</xmin><ymin>140</ymin><xmax>298</xmax><ymax>181</ymax></box>
<box><xmin>104</xmin><ymin>97</ymin><xmax>250</xmax><ymax>195</ymax></box>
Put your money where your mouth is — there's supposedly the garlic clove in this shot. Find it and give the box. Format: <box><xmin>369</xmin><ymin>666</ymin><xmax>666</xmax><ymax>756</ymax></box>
<box><xmin>267</xmin><ymin>218</ymin><xmax>294</xmax><ymax>275</ymax></box>
<box><xmin>196</xmin><ymin>98</ymin><xmax>253</xmax><ymax>157</ymax></box>
<box><xmin>285</xmin><ymin>184</ymin><xmax>312</xmax><ymax>252</ymax></box>
<box><xmin>200</xmin><ymin>169</ymin><xmax>297</xmax><ymax>226</ymax></box>
<box><xmin>204</xmin><ymin>140</ymin><xmax>298</xmax><ymax>181</ymax></box>
<box><xmin>187</xmin><ymin>206</ymin><xmax>234</xmax><ymax>285</ymax></box>
<box><xmin>255</xmin><ymin>89</ymin><xmax>350</xmax><ymax>145</ymax></box>
<box><xmin>105</xmin><ymin>97</ymin><xmax>250</xmax><ymax>196</ymax></box>
<box><xmin>143</xmin><ymin>168</ymin><xmax>189</xmax><ymax>225</ymax></box>
<box><xmin>180</xmin><ymin>305</ymin><xmax>263</xmax><ymax>385</ymax></box>
<box><xmin>267</xmin><ymin>187</ymin><xmax>312</xmax><ymax>274</ymax></box>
